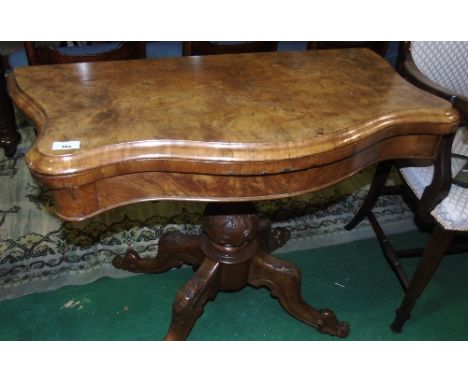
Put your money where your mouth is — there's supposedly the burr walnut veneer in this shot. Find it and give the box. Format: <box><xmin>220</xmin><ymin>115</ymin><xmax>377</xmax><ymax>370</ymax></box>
<box><xmin>8</xmin><ymin>49</ymin><xmax>459</xmax><ymax>340</ymax></box>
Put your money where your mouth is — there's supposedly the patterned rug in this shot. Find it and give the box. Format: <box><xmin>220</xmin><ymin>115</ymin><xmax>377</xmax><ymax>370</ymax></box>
<box><xmin>0</xmin><ymin>120</ymin><xmax>416</xmax><ymax>301</ymax></box>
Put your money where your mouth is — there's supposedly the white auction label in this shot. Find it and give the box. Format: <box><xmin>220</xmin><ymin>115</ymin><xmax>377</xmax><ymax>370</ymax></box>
<box><xmin>52</xmin><ymin>141</ymin><xmax>81</xmax><ymax>150</ymax></box>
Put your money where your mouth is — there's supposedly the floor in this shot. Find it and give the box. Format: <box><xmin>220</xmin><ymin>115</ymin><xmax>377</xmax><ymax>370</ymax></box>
<box><xmin>1</xmin><ymin>229</ymin><xmax>467</xmax><ymax>340</ymax></box>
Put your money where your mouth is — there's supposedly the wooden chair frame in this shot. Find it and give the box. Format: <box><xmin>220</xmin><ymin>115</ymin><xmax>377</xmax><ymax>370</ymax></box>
<box><xmin>307</xmin><ymin>41</ymin><xmax>390</xmax><ymax>57</ymax></box>
<box><xmin>0</xmin><ymin>53</ymin><xmax>21</xmax><ymax>158</ymax></box>
<box><xmin>24</xmin><ymin>41</ymin><xmax>146</xmax><ymax>66</ymax></box>
<box><xmin>182</xmin><ymin>41</ymin><xmax>277</xmax><ymax>56</ymax></box>
<box><xmin>345</xmin><ymin>41</ymin><xmax>467</xmax><ymax>332</ymax></box>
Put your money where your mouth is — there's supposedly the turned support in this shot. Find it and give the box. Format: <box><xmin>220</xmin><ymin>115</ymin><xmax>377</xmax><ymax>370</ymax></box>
<box><xmin>113</xmin><ymin>202</ymin><xmax>349</xmax><ymax>340</ymax></box>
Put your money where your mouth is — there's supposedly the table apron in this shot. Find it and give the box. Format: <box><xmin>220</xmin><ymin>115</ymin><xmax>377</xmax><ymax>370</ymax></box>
<box><xmin>47</xmin><ymin>133</ymin><xmax>442</xmax><ymax>221</ymax></box>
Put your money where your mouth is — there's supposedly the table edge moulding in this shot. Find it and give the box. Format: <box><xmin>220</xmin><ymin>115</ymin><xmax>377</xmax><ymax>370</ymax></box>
<box><xmin>7</xmin><ymin>48</ymin><xmax>460</xmax><ymax>340</ymax></box>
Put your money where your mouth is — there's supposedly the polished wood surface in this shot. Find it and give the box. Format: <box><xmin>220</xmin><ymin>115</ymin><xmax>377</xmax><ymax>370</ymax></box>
<box><xmin>345</xmin><ymin>41</ymin><xmax>467</xmax><ymax>332</ymax></box>
<box><xmin>113</xmin><ymin>202</ymin><xmax>348</xmax><ymax>340</ymax></box>
<box><xmin>8</xmin><ymin>49</ymin><xmax>458</xmax><ymax>221</ymax></box>
<box><xmin>8</xmin><ymin>48</ymin><xmax>460</xmax><ymax>340</ymax></box>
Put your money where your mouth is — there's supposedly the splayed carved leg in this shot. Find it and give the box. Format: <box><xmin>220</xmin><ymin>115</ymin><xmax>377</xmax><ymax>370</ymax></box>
<box><xmin>258</xmin><ymin>218</ymin><xmax>291</xmax><ymax>253</ymax></box>
<box><xmin>112</xmin><ymin>231</ymin><xmax>204</xmax><ymax>273</ymax></box>
<box><xmin>113</xmin><ymin>202</ymin><xmax>350</xmax><ymax>340</ymax></box>
<box><xmin>165</xmin><ymin>258</ymin><xmax>221</xmax><ymax>340</ymax></box>
<box><xmin>248</xmin><ymin>251</ymin><xmax>349</xmax><ymax>338</ymax></box>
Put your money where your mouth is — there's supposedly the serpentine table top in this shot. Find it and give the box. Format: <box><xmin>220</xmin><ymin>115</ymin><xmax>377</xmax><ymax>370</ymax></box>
<box><xmin>8</xmin><ymin>48</ymin><xmax>459</xmax><ymax>221</ymax></box>
<box><xmin>6</xmin><ymin>49</ymin><xmax>460</xmax><ymax>340</ymax></box>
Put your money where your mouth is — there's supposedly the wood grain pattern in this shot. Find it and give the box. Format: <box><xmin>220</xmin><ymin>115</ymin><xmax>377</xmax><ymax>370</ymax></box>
<box><xmin>49</xmin><ymin>133</ymin><xmax>442</xmax><ymax>221</ymax></box>
<box><xmin>7</xmin><ymin>48</ymin><xmax>461</xmax><ymax>340</ymax></box>
<box><xmin>7</xmin><ymin>48</ymin><xmax>460</xmax><ymax>221</ymax></box>
<box><xmin>112</xmin><ymin>202</ymin><xmax>347</xmax><ymax>340</ymax></box>
<box><xmin>10</xmin><ymin>49</ymin><xmax>457</xmax><ymax>171</ymax></box>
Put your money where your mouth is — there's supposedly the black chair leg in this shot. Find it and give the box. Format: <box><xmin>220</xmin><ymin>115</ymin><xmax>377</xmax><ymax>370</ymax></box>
<box><xmin>345</xmin><ymin>160</ymin><xmax>394</xmax><ymax>230</ymax></box>
<box><xmin>391</xmin><ymin>224</ymin><xmax>454</xmax><ymax>332</ymax></box>
<box><xmin>0</xmin><ymin>55</ymin><xmax>20</xmax><ymax>158</ymax></box>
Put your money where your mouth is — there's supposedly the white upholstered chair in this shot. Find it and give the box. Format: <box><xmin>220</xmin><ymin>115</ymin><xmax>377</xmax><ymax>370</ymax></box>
<box><xmin>346</xmin><ymin>41</ymin><xmax>468</xmax><ymax>332</ymax></box>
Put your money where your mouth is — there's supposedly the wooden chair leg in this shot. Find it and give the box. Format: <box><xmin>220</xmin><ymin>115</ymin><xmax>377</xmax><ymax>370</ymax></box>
<box><xmin>345</xmin><ymin>160</ymin><xmax>394</xmax><ymax>230</ymax></box>
<box><xmin>391</xmin><ymin>225</ymin><xmax>454</xmax><ymax>332</ymax></box>
<box><xmin>0</xmin><ymin>55</ymin><xmax>21</xmax><ymax>158</ymax></box>
<box><xmin>367</xmin><ymin>212</ymin><xmax>410</xmax><ymax>290</ymax></box>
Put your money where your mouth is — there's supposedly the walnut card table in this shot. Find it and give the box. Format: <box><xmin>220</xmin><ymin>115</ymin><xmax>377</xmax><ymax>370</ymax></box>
<box><xmin>8</xmin><ymin>49</ymin><xmax>459</xmax><ymax>340</ymax></box>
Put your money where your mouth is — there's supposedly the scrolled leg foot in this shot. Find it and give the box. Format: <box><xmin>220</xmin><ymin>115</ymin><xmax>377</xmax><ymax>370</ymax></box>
<box><xmin>112</xmin><ymin>231</ymin><xmax>204</xmax><ymax>273</ymax></box>
<box><xmin>258</xmin><ymin>219</ymin><xmax>291</xmax><ymax>253</ymax></box>
<box><xmin>165</xmin><ymin>258</ymin><xmax>221</xmax><ymax>340</ymax></box>
<box><xmin>248</xmin><ymin>251</ymin><xmax>349</xmax><ymax>338</ymax></box>
<box><xmin>316</xmin><ymin>309</ymin><xmax>350</xmax><ymax>338</ymax></box>
<box><xmin>112</xmin><ymin>249</ymin><xmax>143</xmax><ymax>272</ymax></box>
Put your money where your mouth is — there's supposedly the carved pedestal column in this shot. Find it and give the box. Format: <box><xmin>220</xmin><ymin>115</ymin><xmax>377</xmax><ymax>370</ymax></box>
<box><xmin>113</xmin><ymin>202</ymin><xmax>349</xmax><ymax>340</ymax></box>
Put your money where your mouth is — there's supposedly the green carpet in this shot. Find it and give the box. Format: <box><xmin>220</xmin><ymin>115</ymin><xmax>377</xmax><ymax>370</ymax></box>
<box><xmin>1</xmin><ymin>230</ymin><xmax>467</xmax><ymax>341</ymax></box>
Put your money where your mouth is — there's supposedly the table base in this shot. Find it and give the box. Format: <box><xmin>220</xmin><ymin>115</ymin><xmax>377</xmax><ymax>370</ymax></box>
<box><xmin>112</xmin><ymin>202</ymin><xmax>349</xmax><ymax>340</ymax></box>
